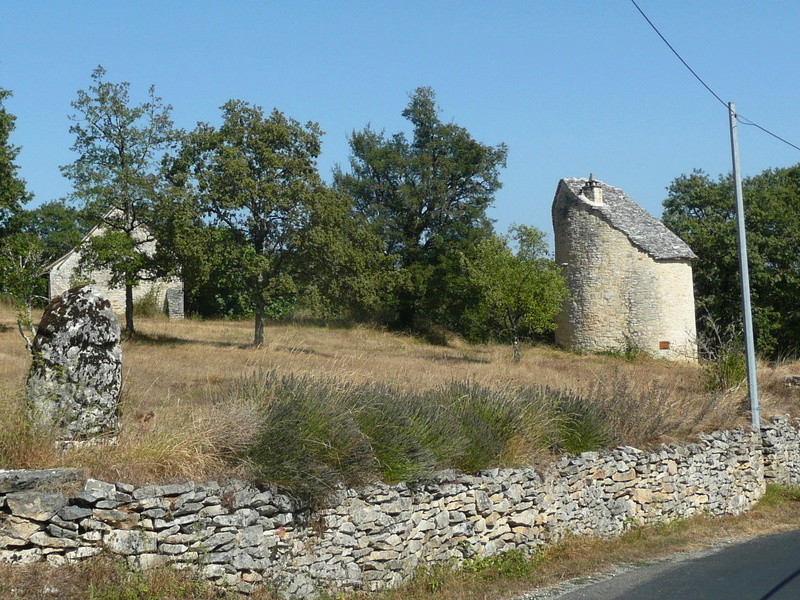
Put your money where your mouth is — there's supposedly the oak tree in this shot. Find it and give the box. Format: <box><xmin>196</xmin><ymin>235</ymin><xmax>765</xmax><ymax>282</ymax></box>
<box><xmin>663</xmin><ymin>165</ymin><xmax>800</xmax><ymax>356</ymax></box>
<box><xmin>173</xmin><ymin>100</ymin><xmax>382</xmax><ymax>345</ymax></box>
<box><xmin>0</xmin><ymin>87</ymin><xmax>31</xmax><ymax>235</ymax></box>
<box><xmin>335</xmin><ymin>87</ymin><xmax>507</xmax><ymax>330</ymax></box>
<box><xmin>61</xmin><ymin>66</ymin><xmax>180</xmax><ymax>335</ymax></box>
<box><xmin>466</xmin><ymin>226</ymin><xmax>567</xmax><ymax>362</ymax></box>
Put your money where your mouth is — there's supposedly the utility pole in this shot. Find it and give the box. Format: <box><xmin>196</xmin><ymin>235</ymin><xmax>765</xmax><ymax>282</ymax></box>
<box><xmin>728</xmin><ymin>102</ymin><xmax>760</xmax><ymax>431</ymax></box>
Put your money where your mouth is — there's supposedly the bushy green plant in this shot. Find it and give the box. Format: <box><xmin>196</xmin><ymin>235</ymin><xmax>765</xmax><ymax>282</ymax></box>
<box><xmin>229</xmin><ymin>369</ymin><xmax>682</xmax><ymax>503</ymax></box>
<box><xmin>698</xmin><ymin>316</ymin><xmax>747</xmax><ymax>391</ymax></box>
<box><xmin>440</xmin><ymin>382</ymin><xmax>547</xmax><ymax>472</ymax></box>
<box><xmin>598</xmin><ymin>334</ymin><xmax>646</xmax><ymax>362</ymax></box>
<box><xmin>756</xmin><ymin>484</ymin><xmax>800</xmax><ymax>509</ymax></box>
<box><xmin>132</xmin><ymin>289</ymin><xmax>161</xmax><ymax>318</ymax></box>
<box><xmin>242</xmin><ymin>373</ymin><xmax>375</xmax><ymax>503</ymax></box>
<box><xmin>354</xmin><ymin>383</ymin><xmax>460</xmax><ymax>482</ymax></box>
<box><xmin>462</xmin><ymin>549</ymin><xmax>534</xmax><ymax>579</ymax></box>
<box><xmin>228</xmin><ymin>373</ymin><xmax>567</xmax><ymax>503</ymax></box>
<box><xmin>549</xmin><ymin>389</ymin><xmax>610</xmax><ymax>454</ymax></box>
<box><xmin>704</xmin><ymin>348</ymin><xmax>746</xmax><ymax>392</ymax></box>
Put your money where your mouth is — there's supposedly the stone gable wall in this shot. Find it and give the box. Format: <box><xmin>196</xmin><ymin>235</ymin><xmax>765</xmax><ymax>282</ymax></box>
<box><xmin>3</xmin><ymin>420</ymin><xmax>800</xmax><ymax>598</ymax></box>
<box><xmin>48</xmin><ymin>233</ymin><xmax>184</xmax><ymax>319</ymax></box>
<box><xmin>553</xmin><ymin>192</ymin><xmax>697</xmax><ymax>360</ymax></box>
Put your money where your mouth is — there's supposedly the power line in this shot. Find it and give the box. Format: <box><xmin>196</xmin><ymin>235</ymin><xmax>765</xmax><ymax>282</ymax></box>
<box><xmin>629</xmin><ymin>0</ymin><xmax>727</xmax><ymax>109</ymax></box>
<box><xmin>629</xmin><ymin>0</ymin><xmax>800</xmax><ymax>153</ymax></box>
<box><xmin>736</xmin><ymin>116</ymin><xmax>800</xmax><ymax>153</ymax></box>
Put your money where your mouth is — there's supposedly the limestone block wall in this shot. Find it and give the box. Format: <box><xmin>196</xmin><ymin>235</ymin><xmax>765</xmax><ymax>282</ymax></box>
<box><xmin>762</xmin><ymin>417</ymin><xmax>800</xmax><ymax>485</ymax></box>
<box><xmin>47</xmin><ymin>232</ymin><xmax>183</xmax><ymax>319</ymax></box>
<box><xmin>0</xmin><ymin>425</ymin><xmax>775</xmax><ymax>598</ymax></box>
<box><xmin>553</xmin><ymin>197</ymin><xmax>697</xmax><ymax>359</ymax></box>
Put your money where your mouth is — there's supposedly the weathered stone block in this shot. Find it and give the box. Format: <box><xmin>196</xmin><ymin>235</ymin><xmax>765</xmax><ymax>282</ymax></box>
<box><xmin>104</xmin><ymin>530</ymin><xmax>157</xmax><ymax>555</ymax></box>
<box><xmin>6</xmin><ymin>491</ymin><xmax>66</xmax><ymax>521</ymax></box>
<box><xmin>0</xmin><ymin>468</ymin><xmax>82</xmax><ymax>494</ymax></box>
<box><xmin>26</xmin><ymin>286</ymin><xmax>121</xmax><ymax>440</ymax></box>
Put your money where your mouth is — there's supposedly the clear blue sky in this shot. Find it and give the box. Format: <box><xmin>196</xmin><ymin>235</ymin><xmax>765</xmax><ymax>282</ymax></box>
<box><xmin>3</xmin><ymin>0</ymin><xmax>799</xmax><ymax>244</ymax></box>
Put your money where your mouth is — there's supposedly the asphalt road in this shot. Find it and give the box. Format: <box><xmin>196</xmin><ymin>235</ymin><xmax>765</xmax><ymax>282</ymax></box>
<box><xmin>538</xmin><ymin>529</ymin><xmax>800</xmax><ymax>600</ymax></box>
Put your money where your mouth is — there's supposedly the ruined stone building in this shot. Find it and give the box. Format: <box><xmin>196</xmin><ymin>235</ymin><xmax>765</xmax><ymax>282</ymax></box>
<box><xmin>552</xmin><ymin>177</ymin><xmax>697</xmax><ymax>360</ymax></box>
<box><xmin>43</xmin><ymin>213</ymin><xmax>184</xmax><ymax>319</ymax></box>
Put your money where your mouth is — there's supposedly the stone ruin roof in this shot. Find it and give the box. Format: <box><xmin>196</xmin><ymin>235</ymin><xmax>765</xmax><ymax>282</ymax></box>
<box><xmin>557</xmin><ymin>177</ymin><xmax>698</xmax><ymax>261</ymax></box>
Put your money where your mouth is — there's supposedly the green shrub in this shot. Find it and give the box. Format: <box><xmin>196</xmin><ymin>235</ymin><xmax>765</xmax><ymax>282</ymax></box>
<box><xmin>549</xmin><ymin>389</ymin><xmax>610</xmax><ymax>454</ymax></box>
<box><xmin>227</xmin><ymin>373</ymin><xmax>568</xmax><ymax>503</ymax></box>
<box><xmin>697</xmin><ymin>316</ymin><xmax>747</xmax><ymax>392</ymax></box>
<box><xmin>228</xmin><ymin>369</ymin><xmax>676</xmax><ymax>503</ymax></box>
<box><xmin>440</xmin><ymin>382</ymin><xmax>550</xmax><ymax>472</ymax></box>
<box><xmin>756</xmin><ymin>484</ymin><xmax>800</xmax><ymax>509</ymax></box>
<box><xmin>462</xmin><ymin>549</ymin><xmax>535</xmax><ymax>579</ymax></box>
<box><xmin>598</xmin><ymin>334</ymin><xmax>646</xmax><ymax>362</ymax></box>
<box><xmin>243</xmin><ymin>373</ymin><xmax>375</xmax><ymax>503</ymax></box>
<box><xmin>354</xmin><ymin>383</ymin><xmax>461</xmax><ymax>482</ymax></box>
<box><xmin>132</xmin><ymin>289</ymin><xmax>161</xmax><ymax>318</ymax></box>
<box><xmin>703</xmin><ymin>348</ymin><xmax>746</xmax><ymax>392</ymax></box>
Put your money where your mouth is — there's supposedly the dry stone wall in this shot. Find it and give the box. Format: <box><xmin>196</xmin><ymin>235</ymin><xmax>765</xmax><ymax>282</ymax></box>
<box><xmin>2</xmin><ymin>422</ymin><xmax>796</xmax><ymax>598</ymax></box>
<box><xmin>762</xmin><ymin>417</ymin><xmax>800</xmax><ymax>485</ymax></box>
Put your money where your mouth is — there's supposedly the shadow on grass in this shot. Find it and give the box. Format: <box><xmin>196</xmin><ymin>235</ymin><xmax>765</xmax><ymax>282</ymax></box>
<box><xmin>274</xmin><ymin>345</ymin><xmax>336</xmax><ymax>358</ymax></box>
<box><xmin>282</xmin><ymin>316</ymin><xmax>362</xmax><ymax>330</ymax></box>
<box><xmin>429</xmin><ymin>354</ymin><xmax>491</xmax><ymax>365</ymax></box>
<box><xmin>123</xmin><ymin>332</ymin><xmax>241</xmax><ymax>348</ymax></box>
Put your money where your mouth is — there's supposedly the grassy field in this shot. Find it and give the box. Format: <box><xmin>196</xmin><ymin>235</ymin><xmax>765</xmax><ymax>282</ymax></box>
<box><xmin>3</xmin><ymin>303</ymin><xmax>800</xmax><ymax>598</ymax></box>
<box><xmin>3</xmin><ymin>303</ymin><xmax>800</xmax><ymax>485</ymax></box>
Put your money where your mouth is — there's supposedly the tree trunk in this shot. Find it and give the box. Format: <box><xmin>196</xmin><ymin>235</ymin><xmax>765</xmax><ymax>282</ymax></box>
<box><xmin>125</xmin><ymin>284</ymin><xmax>135</xmax><ymax>336</ymax></box>
<box><xmin>254</xmin><ymin>296</ymin><xmax>265</xmax><ymax>347</ymax></box>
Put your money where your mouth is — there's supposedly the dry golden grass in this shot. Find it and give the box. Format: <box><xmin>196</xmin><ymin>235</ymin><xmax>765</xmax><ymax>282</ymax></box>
<box><xmin>0</xmin><ymin>554</ymin><xmax>280</xmax><ymax>600</ymax></box>
<box><xmin>2</xmin><ymin>301</ymin><xmax>800</xmax><ymax>485</ymax></box>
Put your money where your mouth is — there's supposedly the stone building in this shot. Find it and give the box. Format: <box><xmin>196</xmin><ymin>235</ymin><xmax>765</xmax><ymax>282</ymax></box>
<box><xmin>43</xmin><ymin>214</ymin><xmax>184</xmax><ymax>319</ymax></box>
<box><xmin>552</xmin><ymin>176</ymin><xmax>697</xmax><ymax>360</ymax></box>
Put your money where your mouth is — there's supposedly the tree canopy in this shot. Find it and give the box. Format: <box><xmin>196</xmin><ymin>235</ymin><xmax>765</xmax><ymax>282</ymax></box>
<box><xmin>465</xmin><ymin>225</ymin><xmax>567</xmax><ymax>361</ymax></box>
<box><xmin>4</xmin><ymin>76</ymin><xmax>573</xmax><ymax>350</ymax></box>
<box><xmin>0</xmin><ymin>87</ymin><xmax>31</xmax><ymax>235</ymax></box>
<box><xmin>663</xmin><ymin>165</ymin><xmax>800</xmax><ymax>357</ymax></box>
<box><xmin>335</xmin><ymin>87</ymin><xmax>508</xmax><ymax>330</ymax></box>
<box><xmin>61</xmin><ymin>66</ymin><xmax>180</xmax><ymax>335</ymax></box>
<box><xmin>10</xmin><ymin>200</ymin><xmax>87</xmax><ymax>262</ymax></box>
<box><xmin>0</xmin><ymin>86</ymin><xmax>40</xmax><ymax>349</ymax></box>
<box><xmin>172</xmin><ymin>100</ymin><xmax>384</xmax><ymax>345</ymax></box>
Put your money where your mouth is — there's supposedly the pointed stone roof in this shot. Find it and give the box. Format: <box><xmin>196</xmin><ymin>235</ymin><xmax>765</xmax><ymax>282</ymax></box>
<box><xmin>556</xmin><ymin>177</ymin><xmax>697</xmax><ymax>261</ymax></box>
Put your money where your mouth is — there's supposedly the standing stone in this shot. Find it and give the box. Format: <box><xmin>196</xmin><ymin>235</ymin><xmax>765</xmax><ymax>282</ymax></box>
<box><xmin>26</xmin><ymin>285</ymin><xmax>122</xmax><ymax>440</ymax></box>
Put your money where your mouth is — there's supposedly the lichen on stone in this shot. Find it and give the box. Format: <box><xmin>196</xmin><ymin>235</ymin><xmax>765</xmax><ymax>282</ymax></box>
<box><xmin>25</xmin><ymin>285</ymin><xmax>122</xmax><ymax>441</ymax></box>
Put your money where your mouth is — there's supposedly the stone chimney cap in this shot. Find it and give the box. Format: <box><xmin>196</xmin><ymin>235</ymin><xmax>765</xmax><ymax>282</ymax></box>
<box><xmin>581</xmin><ymin>174</ymin><xmax>603</xmax><ymax>204</ymax></box>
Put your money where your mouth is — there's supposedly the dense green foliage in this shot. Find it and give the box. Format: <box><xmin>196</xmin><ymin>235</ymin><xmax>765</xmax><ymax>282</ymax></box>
<box><xmin>171</xmin><ymin>100</ymin><xmax>386</xmax><ymax>343</ymax></box>
<box><xmin>335</xmin><ymin>87</ymin><xmax>508</xmax><ymax>331</ymax></box>
<box><xmin>465</xmin><ymin>225</ymin><xmax>568</xmax><ymax>360</ymax></box>
<box><xmin>0</xmin><ymin>232</ymin><xmax>45</xmax><ymax>350</ymax></box>
<box><xmin>5</xmin><ymin>79</ymin><xmax>570</xmax><ymax>344</ymax></box>
<box><xmin>663</xmin><ymin>165</ymin><xmax>800</xmax><ymax>357</ymax></box>
<box><xmin>227</xmin><ymin>370</ymin><xmax>670</xmax><ymax>505</ymax></box>
<box><xmin>61</xmin><ymin>66</ymin><xmax>181</xmax><ymax>334</ymax></box>
<box><xmin>0</xmin><ymin>87</ymin><xmax>31</xmax><ymax>235</ymax></box>
<box><xmin>9</xmin><ymin>200</ymin><xmax>87</xmax><ymax>262</ymax></box>
<box><xmin>0</xmin><ymin>86</ymin><xmax>40</xmax><ymax>348</ymax></box>
<box><xmin>234</xmin><ymin>372</ymin><xmax>554</xmax><ymax>504</ymax></box>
